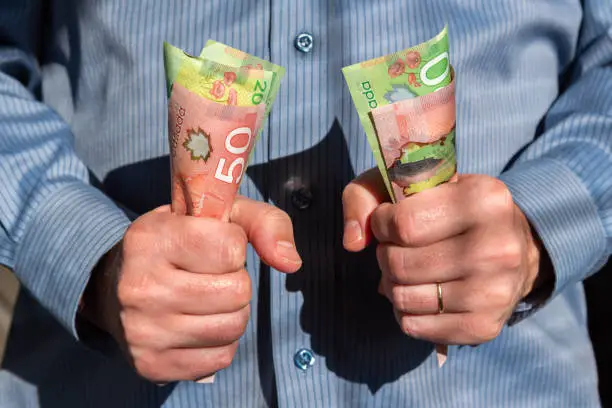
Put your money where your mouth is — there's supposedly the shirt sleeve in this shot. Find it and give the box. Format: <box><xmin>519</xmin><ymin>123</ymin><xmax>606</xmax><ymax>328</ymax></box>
<box><xmin>0</xmin><ymin>2</ymin><xmax>130</xmax><ymax>338</ymax></box>
<box><xmin>499</xmin><ymin>0</ymin><xmax>612</xmax><ymax>321</ymax></box>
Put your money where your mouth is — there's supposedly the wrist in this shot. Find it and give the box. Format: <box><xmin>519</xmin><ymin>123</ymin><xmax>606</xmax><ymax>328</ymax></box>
<box><xmin>522</xmin><ymin>221</ymin><xmax>555</xmax><ymax>304</ymax></box>
<box><xmin>78</xmin><ymin>242</ymin><xmax>123</xmax><ymax>338</ymax></box>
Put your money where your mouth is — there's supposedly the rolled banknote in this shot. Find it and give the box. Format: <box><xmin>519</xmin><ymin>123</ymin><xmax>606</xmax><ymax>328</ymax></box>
<box><xmin>342</xmin><ymin>26</ymin><xmax>455</xmax><ymax>367</ymax></box>
<box><xmin>163</xmin><ymin>42</ymin><xmax>284</xmax><ymax>381</ymax></box>
<box><xmin>168</xmin><ymin>83</ymin><xmax>266</xmax><ymax>221</ymax></box>
<box><xmin>200</xmin><ymin>40</ymin><xmax>285</xmax><ymax>121</ymax></box>
<box><xmin>370</xmin><ymin>76</ymin><xmax>456</xmax><ymax>198</ymax></box>
<box><xmin>164</xmin><ymin>41</ymin><xmax>284</xmax><ymax>220</ymax></box>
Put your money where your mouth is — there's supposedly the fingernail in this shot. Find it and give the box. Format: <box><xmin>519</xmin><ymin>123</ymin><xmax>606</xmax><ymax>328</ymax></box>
<box><xmin>276</xmin><ymin>241</ymin><xmax>302</xmax><ymax>265</ymax></box>
<box><xmin>343</xmin><ymin>220</ymin><xmax>363</xmax><ymax>247</ymax></box>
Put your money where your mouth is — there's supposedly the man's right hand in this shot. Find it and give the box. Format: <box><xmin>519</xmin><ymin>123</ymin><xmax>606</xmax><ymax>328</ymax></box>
<box><xmin>84</xmin><ymin>197</ymin><xmax>301</xmax><ymax>383</ymax></box>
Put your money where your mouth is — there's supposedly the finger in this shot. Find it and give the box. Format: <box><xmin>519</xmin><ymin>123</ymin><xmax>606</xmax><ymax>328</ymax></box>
<box><xmin>381</xmin><ymin>278</ymin><xmax>469</xmax><ymax>315</ymax></box>
<box><xmin>376</xmin><ymin>240</ymin><xmax>466</xmax><ymax>285</ymax></box>
<box><xmin>171</xmin><ymin>306</ymin><xmax>250</xmax><ymax>348</ymax></box>
<box><xmin>121</xmin><ymin>306</ymin><xmax>249</xmax><ymax>351</ymax></box>
<box><xmin>135</xmin><ymin>342</ymin><xmax>239</xmax><ymax>383</ymax></box>
<box><xmin>371</xmin><ymin>182</ymin><xmax>474</xmax><ymax>247</ymax></box>
<box><xmin>230</xmin><ymin>196</ymin><xmax>302</xmax><ymax>273</ymax></box>
<box><xmin>398</xmin><ymin>313</ymin><xmax>504</xmax><ymax>345</ymax></box>
<box><xmin>152</xmin><ymin>205</ymin><xmax>172</xmax><ymax>214</ymax></box>
<box><xmin>342</xmin><ymin>168</ymin><xmax>390</xmax><ymax>252</ymax></box>
<box><xmin>162</xmin><ymin>269</ymin><xmax>252</xmax><ymax>315</ymax></box>
<box><xmin>157</xmin><ymin>215</ymin><xmax>248</xmax><ymax>274</ymax></box>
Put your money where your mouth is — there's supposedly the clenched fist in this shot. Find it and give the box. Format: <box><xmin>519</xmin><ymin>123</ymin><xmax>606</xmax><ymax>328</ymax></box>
<box><xmin>342</xmin><ymin>170</ymin><xmax>552</xmax><ymax>346</ymax></box>
<box><xmin>81</xmin><ymin>197</ymin><xmax>301</xmax><ymax>383</ymax></box>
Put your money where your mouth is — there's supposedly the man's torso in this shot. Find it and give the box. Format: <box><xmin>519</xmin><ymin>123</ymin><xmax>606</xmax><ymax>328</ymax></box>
<box><xmin>3</xmin><ymin>1</ymin><xmax>600</xmax><ymax>406</ymax></box>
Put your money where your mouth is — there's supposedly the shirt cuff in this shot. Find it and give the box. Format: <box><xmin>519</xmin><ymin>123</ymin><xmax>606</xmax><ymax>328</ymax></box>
<box><xmin>499</xmin><ymin>158</ymin><xmax>607</xmax><ymax>322</ymax></box>
<box><xmin>12</xmin><ymin>182</ymin><xmax>130</xmax><ymax>339</ymax></box>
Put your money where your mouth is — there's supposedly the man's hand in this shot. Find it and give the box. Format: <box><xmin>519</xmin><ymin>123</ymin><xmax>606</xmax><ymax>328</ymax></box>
<box><xmin>83</xmin><ymin>197</ymin><xmax>301</xmax><ymax>383</ymax></box>
<box><xmin>342</xmin><ymin>170</ymin><xmax>548</xmax><ymax>345</ymax></box>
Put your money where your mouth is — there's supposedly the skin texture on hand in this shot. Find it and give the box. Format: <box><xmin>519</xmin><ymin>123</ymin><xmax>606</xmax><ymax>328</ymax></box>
<box><xmin>342</xmin><ymin>169</ymin><xmax>551</xmax><ymax>346</ymax></box>
<box><xmin>81</xmin><ymin>197</ymin><xmax>301</xmax><ymax>383</ymax></box>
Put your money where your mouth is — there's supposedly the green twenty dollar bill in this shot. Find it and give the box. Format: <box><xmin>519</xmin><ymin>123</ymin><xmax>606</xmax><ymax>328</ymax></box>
<box><xmin>164</xmin><ymin>41</ymin><xmax>285</xmax><ymax>165</ymax></box>
<box><xmin>342</xmin><ymin>26</ymin><xmax>454</xmax><ymax>200</ymax></box>
<box><xmin>201</xmin><ymin>40</ymin><xmax>285</xmax><ymax>121</ymax></box>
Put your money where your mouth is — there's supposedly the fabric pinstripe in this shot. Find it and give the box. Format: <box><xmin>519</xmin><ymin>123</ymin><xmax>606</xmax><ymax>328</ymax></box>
<box><xmin>1</xmin><ymin>0</ymin><xmax>610</xmax><ymax>407</ymax></box>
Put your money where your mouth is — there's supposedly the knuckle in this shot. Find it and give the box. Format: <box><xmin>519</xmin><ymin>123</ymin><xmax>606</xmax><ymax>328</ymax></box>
<box><xmin>485</xmin><ymin>285</ymin><xmax>514</xmax><ymax>308</ymax></box>
<box><xmin>117</xmin><ymin>281</ymin><xmax>143</xmax><ymax>307</ymax></box>
<box><xmin>220</xmin><ymin>226</ymin><xmax>247</xmax><ymax>270</ymax></box>
<box><xmin>122</xmin><ymin>317</ymin><xmax>145</xmax><ymax>346</ymax></box>
<box><xmin>121</xmin><ymin>314</ymin><xmax>165</xmax><ymax>350</ymax></box>
<box><xmin>458</xmin><ymin>316</ymin><xmax>480</xmax><ymax>341</ymax></box>
<box><xmin>479</xmin><ymin>176</ymin><xmax>504</xmax><ymax>194</ymax></box>
<box><xmin>393</xmin><ymin>209</ymin><xmax>420</xmax><ymax>246</ymax></box>
<box><xmin>133</xmin><ymin>351</ymin><xmax>161</xmax><ymax>381</ymax></box>
<box><xmin>480</xmin><ymin>238</ymin><xmax>522</xmax><ymax>271</ymax></box>
<box><xmin>231</xmin><ymin>272</ymin><xmax>253</xmax><ymax>307</ymax></box>
<box><xmin>266</xmin><ymin>207</ymin><xmax>293</xmax><ymax>227</ymax></box>
<box><xmin>479</xmin><ymin>320</ymin><xmax>504</xmax><ymax>342</ymax></box>
<box><xmin>170</xmin><ymin>353</ymin><xmax>203</xmax><ymax>380</ymax></box>
<box><xmin>260</xmin><ymin>205</ymin><xmax>291</xmax><ymax>223</ymax></box>
<box><xmin>116</xmin><ymin>271</ymin><xmax>158</xmax><ymax>308</ymax></box>
<box><xmin>123</xmin><ymin>222</ymin><xmax>152</xmax><ymax>255</ymax></box>
<box><xmin>224</xmin><ymin>307</ymin><xmax>251</xmax><ymax>341</ymax></box>
<box><xmin>394</xmin><ymin>287</ymin><xmax>428</xmax><ymax>311</ymax></box>
<box><xmin>485</xmin><ymin>282</ymin><xmax>516</xmax><ymax>310</ymax></box>
<box><xmin>487</xmin><ymin>180</ymin><xmax>514</xmax><ymax>215</ymax></box>
<box><xmin>218</xmin><ymin>344</ymin><xmax>238</xmax><ymax>369</ymax></box>
<box><xmin>468</xmin><ymin>177</ymin><xmax>514</xmax><ymax>218</ymax></box>
<box><xmin>462</xmin><ymin>316</ymin><xmax>502</xmax><ymax>343</ymax></box>
<box><xmin>379</xmin><ymin>246</ymin><xmax>405</xmax><ymax>281</ymax></box>
<box><xmin>499</xmin><ymin>239</ymin><xmax>523</xmax><ymax>270</ymax></box>
<box><xmin>500</xmin><ymin>283</ymin><xmax>517</xmax><ymax>307</ymax></box>
<box><xmin>391</xmin><ymin>286</ymin><xmax>405</xmax><ymax>308</ymax></box>
<box><xmin>391</xmin><ymin>286</ymin><xmax>414</xmax><ymax>311</ymax></box>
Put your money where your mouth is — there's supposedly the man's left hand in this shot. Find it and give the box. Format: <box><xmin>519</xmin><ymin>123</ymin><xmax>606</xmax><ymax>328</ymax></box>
<box><xmin>342</xmin><ymin>170</ymin><xmax>546</xmax><ymax>345</ymax></box>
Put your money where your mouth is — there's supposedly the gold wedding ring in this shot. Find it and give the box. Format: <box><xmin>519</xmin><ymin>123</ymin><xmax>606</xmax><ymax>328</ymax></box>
<box><xmin>436</xmin><ymin>282</ymin><xmax>445</xmax><ymax>314</ymax></box>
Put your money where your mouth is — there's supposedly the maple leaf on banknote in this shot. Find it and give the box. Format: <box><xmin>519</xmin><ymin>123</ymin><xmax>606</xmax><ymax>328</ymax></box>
<box><xmin>183</xmin><ymin>128</ymin><xmax>212</xmax><ymax>161</ymax></box>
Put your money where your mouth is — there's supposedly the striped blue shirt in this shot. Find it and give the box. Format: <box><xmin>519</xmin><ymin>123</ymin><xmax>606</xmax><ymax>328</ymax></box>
<box><xmin>1</xmin><ymin>0</ymin><xmax>611</xmax><ymax>407</ymax></box>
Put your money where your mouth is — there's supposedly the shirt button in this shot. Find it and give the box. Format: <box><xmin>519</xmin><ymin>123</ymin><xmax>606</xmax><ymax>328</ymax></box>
<box><xmin>290</xmin><ymin>186</ymin><xmax>313</xmax><ymax>210</ymax></box>
<box><xmin>294</xmin><ymin>32</ymin><xmax>314</xmax><ymax>53</ymax></box>
<box><xmin>294</xmin><ymin>348</ymin><xmax>315</xmax><ymax>371</ymax></box>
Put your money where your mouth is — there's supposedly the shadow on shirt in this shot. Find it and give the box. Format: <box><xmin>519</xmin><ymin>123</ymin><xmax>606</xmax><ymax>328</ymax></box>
<box><xmin>247</xmin><ymin>120</ymin><xmax>433</xmax><ymax>393</ymax></box>
<box><xmin>102</xmin><ymin>119</ymin><xmax>434</xmax><ymax>393</ymax></box>
<box><xmin>4</xmin><ymin>121</ymin><xmax>431</xmax><ymax>407</ymax></box>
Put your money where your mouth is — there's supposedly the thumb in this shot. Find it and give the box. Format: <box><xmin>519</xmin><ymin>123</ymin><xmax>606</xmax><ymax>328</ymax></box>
<box><xmin>230</xmin><ymin>196</ymin><xmax>302</xmax><ymax>273</ymax></box>
<box><xmin>342</xmin><ymin>168</ymin><xmax>390</xmax><ymax>252</ymax></box>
